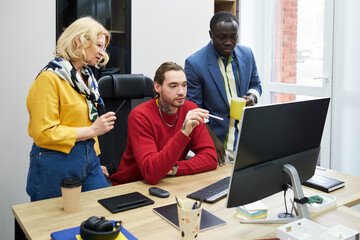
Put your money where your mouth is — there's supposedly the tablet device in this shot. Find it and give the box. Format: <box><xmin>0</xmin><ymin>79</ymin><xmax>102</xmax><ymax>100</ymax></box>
<box><xmin>153</xmin><ymin>203</ymin><xmax>226</xmax><ymax>231</ymax></box>
<box><xmin>98</xmin><ymin>191</ymin><xmax>154</xmax><ymax>213</ymax></box>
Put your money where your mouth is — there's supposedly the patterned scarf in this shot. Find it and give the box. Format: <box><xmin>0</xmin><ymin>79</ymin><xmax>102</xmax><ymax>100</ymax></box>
<box><xmin>40</xmin><ymin>57</ymin><xmax>104</xmax><ymax>122</ymax></box>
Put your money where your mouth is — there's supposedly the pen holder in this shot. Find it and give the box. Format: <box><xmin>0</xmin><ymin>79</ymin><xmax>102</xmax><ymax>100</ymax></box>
<box><xmin>177</xmin><ymin>200</ymin><xmax>202</xmax><ymax>240</ymax></box>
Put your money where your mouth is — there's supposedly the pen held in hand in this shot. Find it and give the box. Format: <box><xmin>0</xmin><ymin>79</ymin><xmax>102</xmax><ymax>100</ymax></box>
<box><xmin>207</xmin><ymin>113</ymin><xmax>224</xmax><ymax>121</ymax></box>
<box><xmin>115</xmin><ymin>99</ymin><xmax>127</xmax><ymax>115</ymax></box>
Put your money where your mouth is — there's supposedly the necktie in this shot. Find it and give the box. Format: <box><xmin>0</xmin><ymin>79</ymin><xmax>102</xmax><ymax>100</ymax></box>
<box><xmin>218</xmin><ymin>56</ymin><xmax>239</xmax><ymax>151</ymax></box>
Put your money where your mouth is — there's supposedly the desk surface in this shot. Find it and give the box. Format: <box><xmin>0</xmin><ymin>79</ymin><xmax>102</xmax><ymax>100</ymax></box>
<box><xmin>13</xmin><ymin>164</ymin><xmax>360</xmax><ymax>240</ymax></box>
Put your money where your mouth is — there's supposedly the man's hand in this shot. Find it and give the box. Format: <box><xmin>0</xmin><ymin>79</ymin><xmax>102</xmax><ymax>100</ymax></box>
<box><xmin>242</xmin><ymin>93</ymin><xmax>257</xmax><ymax>106</ymax></box>
<box><xmin>206</xmin><ymin>123</ymin><xmax>226</xmax><ymax>166</ymax></box>
<box><xmin>181</xmin><ymin>108</ymin><xmax>209</xmax><ymax>136</ymax></box>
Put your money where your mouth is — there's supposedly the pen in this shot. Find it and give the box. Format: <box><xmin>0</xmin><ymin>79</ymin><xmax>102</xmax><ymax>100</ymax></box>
<box><xmin>115</xmin><ymin>99</ymin><xmax>127</xmax><ymax>115</ymax></box>
<box><xmin>192</xmin><ymin>201</ymin><xmax>198</xmax><ymax>210</ymax></box>
<box><xmin>197</xmin><ymin>199</ymin><xmax>203</xmax><ymax>209</ymax></box>
<box><xmin>175</xmin><ymin>196</ymin><xmax>184</xmax><ymax>209</ymax></box>
<box><xmin>207</xmin><ymin>113</ymin><xmax>224</xmax><ymax>121</ymax></box>
<box><xmin>116</xmin><ymin>199</ymin><xmax>146</xmax><ymax>208</ymax></box>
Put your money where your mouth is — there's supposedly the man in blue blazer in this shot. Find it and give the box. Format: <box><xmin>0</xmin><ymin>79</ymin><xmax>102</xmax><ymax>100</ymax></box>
<box><xmin>185</xmin><ymin>11</ymin><xmax>262</xmax><ymax>166</ymax></box>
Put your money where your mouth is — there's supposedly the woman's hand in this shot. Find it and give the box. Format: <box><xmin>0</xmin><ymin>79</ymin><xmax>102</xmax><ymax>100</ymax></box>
<box><xmin>101</xmin><ymin>165</ymin><xmax>109</xmax><ymax>178</ymax></box>
<box><xmin>91</xmin><ymin>111</ymin><xmax>116</xmax><ymax>136</ymax></box>
<box><xmin>76</xmin><ymin>111</ymin><xmax>116</xmax><ymax>141</ymax></box>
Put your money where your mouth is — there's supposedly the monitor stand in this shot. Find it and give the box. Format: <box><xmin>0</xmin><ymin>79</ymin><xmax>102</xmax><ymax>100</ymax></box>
<box><xmin>241</xmin><ymin>164</ymin><xmax>311</xmax><ymax>224</ymax></box>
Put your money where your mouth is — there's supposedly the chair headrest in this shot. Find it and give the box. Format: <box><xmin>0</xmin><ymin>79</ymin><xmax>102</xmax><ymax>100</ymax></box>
<box><xmin>98</xmin><ymin>74</ymin><xmax>154</xmax><ymax>99</ymax></box>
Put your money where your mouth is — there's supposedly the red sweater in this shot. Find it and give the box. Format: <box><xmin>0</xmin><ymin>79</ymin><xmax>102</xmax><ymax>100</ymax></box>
<box><xmin>110</xmin><ymin>98</ymin><xmax>217</xmax><ymax>185</ymax></box>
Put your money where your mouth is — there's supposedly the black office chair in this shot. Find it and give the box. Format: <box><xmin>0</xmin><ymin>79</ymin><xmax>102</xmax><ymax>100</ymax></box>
<box><xmin>97</xmin><ymin>74</ymin><xmax>154</xmax><ymax>179</ymax></box>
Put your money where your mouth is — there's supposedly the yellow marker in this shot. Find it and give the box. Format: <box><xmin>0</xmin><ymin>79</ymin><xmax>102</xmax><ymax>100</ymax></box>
<box><xmin>175</xmin><ymin>196</ymin><xmax>184</xmax><ymax>209</ymax></box>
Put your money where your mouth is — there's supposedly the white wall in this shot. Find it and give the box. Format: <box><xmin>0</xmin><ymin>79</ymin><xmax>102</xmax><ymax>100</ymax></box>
<box><xmin>331</xmin><ymin>0</ymin><xmax>360</xmax><ymax>176</ymax></box>
<box><xmin>0</xmin><ymin>1</ymin><xmax>55</xmax><ymax>239</ymax></box>
<box><xmin>131</xmin><ymin>0</ymin><xmax>214</xmax><ymax>78</ymax></box>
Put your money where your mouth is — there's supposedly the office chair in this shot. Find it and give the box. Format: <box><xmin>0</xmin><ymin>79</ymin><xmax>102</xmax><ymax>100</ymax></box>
<box><xmin>97</xmin><ymin>74</ymin><xmax>154</xmax><ymax>181</ymax></box>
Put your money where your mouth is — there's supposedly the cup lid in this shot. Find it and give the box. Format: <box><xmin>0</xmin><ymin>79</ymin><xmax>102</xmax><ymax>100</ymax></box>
<box><xmin>60</xmin><ymin>177</ymin><xmax>82</xmax><ymax>188</ymax></box>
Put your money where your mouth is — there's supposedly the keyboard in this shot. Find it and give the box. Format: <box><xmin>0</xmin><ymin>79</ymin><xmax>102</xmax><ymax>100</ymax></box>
<box><xmin>186</xmin><ymin>176</ymin><xmax>230</xmax><ymax>203</ymax></box>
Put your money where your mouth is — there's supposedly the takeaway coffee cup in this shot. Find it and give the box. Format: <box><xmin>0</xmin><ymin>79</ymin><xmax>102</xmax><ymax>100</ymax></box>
<box><xmin>177</xmin><ymin>200</ymin><xmax>202</xmax><ymax>240</ymax></box>
<box><xmin>230</xmin><ymin>97</ymin><xmax>247</xmax><ymax>120</ymax></box>
<box><xmin>60</xmin><ymin>177</ymin><xmax>82</xmax><ymax>213</ymax></box>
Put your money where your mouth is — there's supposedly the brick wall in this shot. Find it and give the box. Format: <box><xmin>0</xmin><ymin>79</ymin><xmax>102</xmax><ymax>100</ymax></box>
<box><xmin>273</xmin><ymin>0</ymin><xmax>298</xmax><ymax>102</ymax></box>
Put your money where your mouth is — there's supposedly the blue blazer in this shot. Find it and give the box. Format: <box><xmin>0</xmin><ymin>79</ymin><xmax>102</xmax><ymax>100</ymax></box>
<box><xmin>185</xmin><ymin>42</ymin><xmax>262</xmax><ymax>143</ymax></box>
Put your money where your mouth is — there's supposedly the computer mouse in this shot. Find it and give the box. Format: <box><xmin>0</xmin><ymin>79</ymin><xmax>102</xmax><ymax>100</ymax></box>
<box><xmin>149</xmin><ymin>187</ymin><xmax>170</xmax><ymax>198</ymax></box>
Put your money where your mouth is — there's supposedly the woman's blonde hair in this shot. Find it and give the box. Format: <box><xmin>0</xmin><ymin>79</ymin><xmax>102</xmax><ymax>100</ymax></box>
<box><xmin>56</xmin><ymin>16</ymin><xmax>111</xmax><ymax>67</ymax></box>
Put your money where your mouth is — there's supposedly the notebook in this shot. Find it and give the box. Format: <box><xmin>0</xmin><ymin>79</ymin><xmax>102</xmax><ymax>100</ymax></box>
<box><xmin>50</xmin><ymin>224</ymin><xmax>137</xmax><ymax>240</ymax></box>
<box><xmin>98</xmin><ymin>192</ymin><xmax>154</xmax><ymax>213</ymax></box>
<box><xmin>303</xmin><ymin>174</ymin><xmax>345</xmax><ymax>192</ymax></box>
<box><xmin>153</xmin><ymin>203</ymin><xmax>226</xmax><ymax>231</ymax></box>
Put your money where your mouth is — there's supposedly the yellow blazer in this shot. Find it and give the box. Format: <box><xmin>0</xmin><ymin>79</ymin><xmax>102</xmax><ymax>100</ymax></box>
<box><xmin>27</xmin><ymin>71</ymin><xmax>100</xmax><ymax>154</ymax></box>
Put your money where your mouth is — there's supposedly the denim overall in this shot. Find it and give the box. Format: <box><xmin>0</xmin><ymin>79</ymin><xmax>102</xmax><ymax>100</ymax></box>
<box><xmin>26</xmin><ymin>139</ymin><xmax>108</xmax><ymax>201</ymax></box>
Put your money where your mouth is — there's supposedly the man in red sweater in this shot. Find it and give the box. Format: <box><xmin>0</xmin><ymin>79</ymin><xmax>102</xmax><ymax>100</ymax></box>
<box><xmin>110</xmin><ymin>62</ymin><xmax>218</xmax><ymax>185</ymax></box>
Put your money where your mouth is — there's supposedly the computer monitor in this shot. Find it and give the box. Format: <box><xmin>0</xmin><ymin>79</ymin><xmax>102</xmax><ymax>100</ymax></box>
<box><xmin>226</xmin><ymin>98</ymin><xmax>330</xmax><ymax>223</ymax></box>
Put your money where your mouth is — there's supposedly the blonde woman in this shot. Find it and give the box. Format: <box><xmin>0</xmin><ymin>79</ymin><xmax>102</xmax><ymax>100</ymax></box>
<box><xmin>26</xmin><ymin>17</ymin><xmax>116</xmax><ymax>201</ymax></box>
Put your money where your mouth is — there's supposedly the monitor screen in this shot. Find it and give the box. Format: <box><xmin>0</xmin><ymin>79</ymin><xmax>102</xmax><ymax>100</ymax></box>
<box><xmin>226</xmin><ymin>98</ymin><xmax>330</xmax><ymax>208</ymax></box>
